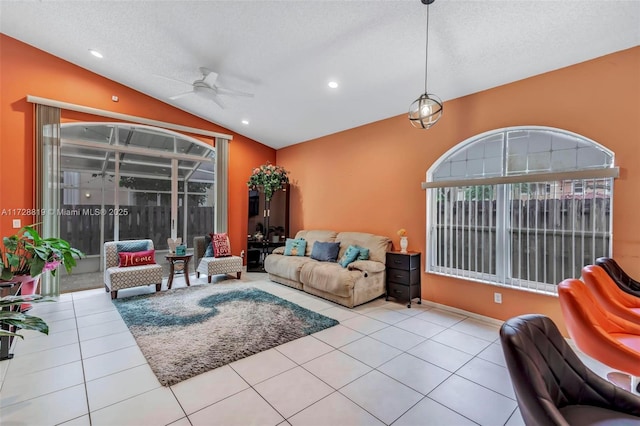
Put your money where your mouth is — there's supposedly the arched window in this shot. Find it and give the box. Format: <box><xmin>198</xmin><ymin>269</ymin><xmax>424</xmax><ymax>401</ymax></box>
<box><xmin>423</xmin><ymin>126</ymin><xmax>618</xmax><ymax>295</ymax></box>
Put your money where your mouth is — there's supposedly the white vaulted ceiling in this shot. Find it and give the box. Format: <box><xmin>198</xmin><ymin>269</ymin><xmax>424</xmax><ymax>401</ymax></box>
<box><xmin>1</xmin><ymin>1</ymin><xmax>638</xmax><ymax>149</ymax></box>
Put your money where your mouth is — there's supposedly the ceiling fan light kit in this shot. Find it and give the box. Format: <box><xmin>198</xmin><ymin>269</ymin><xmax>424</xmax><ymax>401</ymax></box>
<box><xmin>409</xmin><ymin>0</ymin><xmax>443</xmax><ymax>129</ymax></box>
<box><xmin>164</xmin><ymin>67</ymin><xmax>254</xmax><ymax>109</ymax></box>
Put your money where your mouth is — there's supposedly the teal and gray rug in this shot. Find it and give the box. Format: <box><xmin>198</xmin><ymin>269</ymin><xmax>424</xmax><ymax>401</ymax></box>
<box><xmin>112</xmin><ymin>284</ymin><xmax>339</xmax><ymax>386</ymax></box>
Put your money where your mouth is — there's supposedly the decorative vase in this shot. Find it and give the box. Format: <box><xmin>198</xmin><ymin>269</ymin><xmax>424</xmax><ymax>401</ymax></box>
<box><xmin>12</xmin><ymin>274</ymin><xmax>41</xmax><ymax>311</ymax></box>
<box><xmin>400</xmin><ymin>236</ymin><xmax>408</xmax><ymax>253</ymax></box>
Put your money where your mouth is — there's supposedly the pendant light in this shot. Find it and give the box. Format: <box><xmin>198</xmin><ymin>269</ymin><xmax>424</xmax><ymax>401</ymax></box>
<box><xmin>408</xmin><ymin>0</ymin><xmax>443</xmax><ymax>129</ymax></box>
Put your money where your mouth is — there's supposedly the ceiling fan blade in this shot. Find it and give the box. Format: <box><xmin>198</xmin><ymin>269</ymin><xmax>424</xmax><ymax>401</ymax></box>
<box><xmin>215</xmin><ymin>87</ymin><xmax>255</xmax><ymax>98</ymax></box>
<box><xmin>210</xmin><ymin>95</ymin><xmax>225</xmax><ymax>109</ymax></box>
<box><xmin>169</xmin><ymin>90</ymin><xmax>194</xmax><ymax>100</ymax></box>
<box><xmin>154</xmin><ymin>74</ymin><xmax>192</xmax><ymax>86</ymax></box>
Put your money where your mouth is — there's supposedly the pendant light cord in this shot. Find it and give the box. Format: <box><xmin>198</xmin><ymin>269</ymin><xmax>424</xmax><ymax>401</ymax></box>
<box><xmin>424</xmin><ymin>3</ymin><xmax>430</xmax><ymax>94</ymax></box>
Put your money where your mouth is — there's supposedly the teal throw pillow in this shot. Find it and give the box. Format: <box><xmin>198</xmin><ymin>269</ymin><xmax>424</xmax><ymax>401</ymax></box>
<box><xmin>204</xmin><ymin>234</ymin><xmax>214</xmax><ymax>257</ymax></box>
<box><xmin>116</xmin><ymin>240</ymin><xmax>149</xmax><ymax>253</ymax></box>
<box><xmin>284</xmin><ymin>238</ymin><xmax>307</xmax><ymax>256</ymax></box>
<box><xmin>310</xmin><ymin>241</ymin><xmax>341</xmax><ymax>262</ymax></box>
<box><xmin>339</xmin><ymin>245</ymin><xmax>360</xmax><ymax>268</ymax></box>
<box><xmin>356</xmin><ymin>245</ymin><xmax>369</xmax><ymax>261</ymax></box>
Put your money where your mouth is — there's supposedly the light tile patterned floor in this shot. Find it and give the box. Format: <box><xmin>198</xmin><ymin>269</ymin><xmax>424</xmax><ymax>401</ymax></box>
<box><xmin>0</xmin><ymin>272</ymin><xmax>612</xmax><ymax>425</ymax></box>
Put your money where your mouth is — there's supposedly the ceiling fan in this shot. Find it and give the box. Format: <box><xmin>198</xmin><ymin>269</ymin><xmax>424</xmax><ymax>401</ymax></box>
<box><xmin>159</xmin><ymin>67</ymin><xmax>254</xmax><ymax>109</ymax></box>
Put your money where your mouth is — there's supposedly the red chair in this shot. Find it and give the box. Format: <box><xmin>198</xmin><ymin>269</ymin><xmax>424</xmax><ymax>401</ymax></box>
<box><xmin>558</xmin><ymin>278</ymin><xmax>640</xmax><ymax>393</ymax></box>
<box><xmin>582</xmin><ymin>264</ymin><xmax>640</xmax><ymax>323</ymax></box>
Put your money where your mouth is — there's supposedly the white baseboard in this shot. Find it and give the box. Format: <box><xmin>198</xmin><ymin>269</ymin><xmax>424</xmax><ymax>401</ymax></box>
<box><xmin>418</xmin><ymin>299</ymin><xmax>504</xmax><ymax>328</ymax></box>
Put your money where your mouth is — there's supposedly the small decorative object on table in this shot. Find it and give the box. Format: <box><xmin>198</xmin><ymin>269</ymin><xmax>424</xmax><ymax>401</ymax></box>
<box><xmin>167</xmin><ymin>238</ymin><xmax>182</xmax><ymax>254</ymax></box>
<box><xmin>175</xmin><ymin>245</ymin><xmax>187</xmax><ymax>256</ymax></box>
<box><xmin>397</xmin><ymin>228</ymin><xmax>408</xmax><ymax>253</ymax></box>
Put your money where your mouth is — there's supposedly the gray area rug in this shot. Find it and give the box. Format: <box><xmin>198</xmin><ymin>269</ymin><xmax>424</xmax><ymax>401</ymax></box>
<box><xmin>112</xmin><ymin>284</ymin><xmax>339</xmax><ymax>386</ymax></box>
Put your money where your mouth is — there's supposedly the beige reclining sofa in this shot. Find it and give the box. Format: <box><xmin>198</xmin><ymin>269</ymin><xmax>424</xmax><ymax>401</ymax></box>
<box><xmin>264</xmin><ymin>230</ymin><xmax>391</xmax><ymax>308</ymax></box>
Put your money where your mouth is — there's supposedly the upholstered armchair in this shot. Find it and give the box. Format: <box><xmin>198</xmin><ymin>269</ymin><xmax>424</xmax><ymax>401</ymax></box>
<box><xmin>104</xmin><ymin>239</ymin><xmax>163</xmax><ymax>299</ymax></box>
<box><xmin>500</xmin><ymin>314</ymin><xmax>640</xmax><ymax>426</ymax></box>
<box><xmin>595</xmin><ymin>257</ymin><xmax>640</xmax><ymax>297</ymax></box>
<box><xmin>193</xmin><ymin>236</ymin><xmax>242</xmax><ymax>282</ymax></box>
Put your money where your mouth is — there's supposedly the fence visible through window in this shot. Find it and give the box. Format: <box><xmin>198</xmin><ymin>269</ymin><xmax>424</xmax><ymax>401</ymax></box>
<box><xmin>425</xmin><ymin>127</ymin><xmax>616</xmax><ymax>295</ymax></box>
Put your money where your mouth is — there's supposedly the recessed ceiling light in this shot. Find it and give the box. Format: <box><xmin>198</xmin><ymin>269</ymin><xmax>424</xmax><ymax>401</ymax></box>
<box><xmin>89</xmin><ymin>49</ymin><xmax>103</xmax><ymax>58</ymax></box>
<box><xmin>328</xmin><ymin>81</ymin><xmax>339</xmax><ymax>89</ymax></box>
<box><xmin>241</xmin><ymin>119</ymin><xmax>249</xmax><ymax>125</ymax></box>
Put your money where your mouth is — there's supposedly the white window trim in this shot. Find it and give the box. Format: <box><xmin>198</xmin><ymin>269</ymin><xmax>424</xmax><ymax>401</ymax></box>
<box><xmin>424</xmin><ymin>126</ymin><xmax>616</xmax><ymax>295</ymax></box>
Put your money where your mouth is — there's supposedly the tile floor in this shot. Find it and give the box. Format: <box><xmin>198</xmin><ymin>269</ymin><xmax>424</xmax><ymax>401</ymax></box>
<box><xmin>0</xmin><ymin>272</ymin><xmax>612</xmax><ymax>426</ymax></box>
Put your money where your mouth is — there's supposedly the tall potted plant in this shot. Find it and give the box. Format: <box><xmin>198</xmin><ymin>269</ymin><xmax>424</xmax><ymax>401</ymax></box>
<box><xmin>0</xmin><ymin>225</ymin><xmax>84</xmax><ymax>280</ymax></box>
<box><xmin>1</xmin><ymin>225</ymin><xmax>84</xmax><ymax>309</ymax></box>
<box><xmin>1</xmin><ymin>294</ymin><xmax>49</xmax><ymax>339</ymax></box>
<box><xmin>247</xmin><ymin>163</ymin><xmax>290</xmax><ymax>238</ymax></box>
<box><xmin>247</xmin><ymin>162</ymin><xmax>290</xmax><ymax>202</ymax></box>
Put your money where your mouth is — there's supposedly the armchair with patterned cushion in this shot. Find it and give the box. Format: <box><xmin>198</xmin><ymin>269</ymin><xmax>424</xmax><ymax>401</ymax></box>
<box><xmin>104</xmin><ymin>239</ymin><xmax>163</xmax><ymax>299</ymax></box>
<box><xmin>193</xmin><ymin>235</ymin><xmax>242</xmax><ymax>282</ymax></box>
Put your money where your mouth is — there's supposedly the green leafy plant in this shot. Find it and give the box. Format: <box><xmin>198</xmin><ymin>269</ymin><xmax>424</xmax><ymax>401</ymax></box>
<box><xmin>0</xmin><ymin>225</ymin><xmax>84</xmax><ymax>281</ymax></box>
<box><xmin>247</xmin><ymin>162</ymin><xmax>290</xmax><ymax>201</ymax></box>
<box><xmin>0</xmin><ymin>294</ymin><xmax>49</xmax><ymax>338</ymax></box>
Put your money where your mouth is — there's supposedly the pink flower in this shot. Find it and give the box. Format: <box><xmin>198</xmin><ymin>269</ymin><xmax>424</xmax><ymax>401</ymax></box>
<box><xmin>43</xmin><ymin>260</ymin><xmax>62</xmax><ymax>271</ymax></box>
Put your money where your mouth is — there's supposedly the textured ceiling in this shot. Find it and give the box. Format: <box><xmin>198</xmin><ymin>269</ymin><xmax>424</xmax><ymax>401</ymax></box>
<box><xmin>1</xmin><ymin>1</ymin><xmax>638</xmax><ymax>149</ymax></box>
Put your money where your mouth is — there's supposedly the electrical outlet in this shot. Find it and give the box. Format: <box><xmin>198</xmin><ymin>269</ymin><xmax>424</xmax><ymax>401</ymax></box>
<box><xmin>494</xmin><ymin>292</ymin><xmax>502</xmax><ymax>304</ymax></box>
<box><xmin>12</xmin><ymin>219</ymin><xmax>21</xmax><ymax>228</ymax></box>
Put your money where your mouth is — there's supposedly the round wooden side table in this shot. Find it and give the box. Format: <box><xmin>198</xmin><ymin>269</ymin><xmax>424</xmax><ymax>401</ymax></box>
<box><xmin>165</xmin><ymin>253</ymin><xmax>193</xmax><ymax>289</ymax></box>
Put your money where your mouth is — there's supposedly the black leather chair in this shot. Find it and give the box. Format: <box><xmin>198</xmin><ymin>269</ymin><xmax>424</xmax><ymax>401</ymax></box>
<box><xmin>596</xmin><ymin>257</ymin><xmax>640</xmax><ymax>297</ymax></box>
<box><xmin>500</xmin><ymin>314</ymin><xmax>640</xmax><ymax>426</ymax></box>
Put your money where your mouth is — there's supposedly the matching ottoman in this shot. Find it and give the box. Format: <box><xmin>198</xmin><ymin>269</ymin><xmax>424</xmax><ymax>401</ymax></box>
<box><xmin>196</xmin><ymin>256</ymin><xmax>243</xmax><ymax>282</ymax></box>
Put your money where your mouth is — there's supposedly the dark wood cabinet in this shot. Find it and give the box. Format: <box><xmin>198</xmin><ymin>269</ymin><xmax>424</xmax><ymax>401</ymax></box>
<box><xmin>386</xmin><ymin>251</ymin><xmax>421</xmax><ymax>308</ymax></box>
<box><xmin>247</xmin><ymin>184</ymin><xmax>290</xmax><ymax>272</ymax></box>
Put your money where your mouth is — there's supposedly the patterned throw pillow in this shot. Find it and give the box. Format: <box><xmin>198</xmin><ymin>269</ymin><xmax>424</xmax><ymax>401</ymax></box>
<box><xmin>355</xmin><ymin>245</ymin><xmax>369</xmax><ymax>261</ymax></box>
<box><xmin>310</xmin><ymin>241</ymin><xmax>341</xmax><ymax>262</ymax></box>
<box><xmin>210</xmin><ymin>233</ymin><xmax>231</xmax><ymax>257</ymax></box>
<box><xmin>338</xmin><ymin>245</ymin><xmax>360</xmax><ymax>268</ymax></box>
<box><xmin>284</xmin><ymin>238</ymin><xmax>307</xmax><ymax>256</ymax></box>
<box><xmin>118</xmin><ymin>249</ymin><xmax>156</xmax><ymax>267</ymax></box>
<box><xmin>116</xmin><ymin>240</ymin><xmax>149</xmax><ymax>253</ymax></box>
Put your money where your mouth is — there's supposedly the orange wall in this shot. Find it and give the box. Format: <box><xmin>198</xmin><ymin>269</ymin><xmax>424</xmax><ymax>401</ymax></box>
<box><xmin>0</xmin><ymin>35</ymin><xmax>276</xmax><ymax>255</ymax></box>
<box><xmin>278</xmin><ymin>46</ymin><xmax>640</xmax><ymax>332</ymax></box>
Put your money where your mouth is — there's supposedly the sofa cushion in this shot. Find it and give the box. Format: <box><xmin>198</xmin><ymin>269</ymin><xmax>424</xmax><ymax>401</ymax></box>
<box><xmin>336</xmin><ymin>232</ymin><xmax>391</xmax><ymax>264</ymax></box>
<box><xmin>294</xmin><ymin>230</ymin><xmax>338</xmax><ymax>256</ymax></box>
<box><xmin>300</xmin><ymin>261</ymin><xmax>360</xmax><ymax>298</ymax></box>
<box><xmin>338</xmin><ymin>245</ymin><xmax>360</xmax><ymax>268</ymax></box>
<box><xmin>116</xmin><ymin>240</ymin><xmax>149</xmax><ymax>253</ymax></box>
<box><xmin>284</xmin><ymin>238</ymin><xmax>307</xmax><ymax>256</ymax></box>
<box><xmin>203</xmin><ymin>234</ymin><xmax>214</xmax><ymax>257</ymax></box>
<box><xmin>264</xmin><ymin>254</ymin><xmax>316</xmax><ymax>282</ymax></box>
<box><xmin>311</xmin><ymin>241</ymin><xmax>341</xmax><ymax>262</ymax></box>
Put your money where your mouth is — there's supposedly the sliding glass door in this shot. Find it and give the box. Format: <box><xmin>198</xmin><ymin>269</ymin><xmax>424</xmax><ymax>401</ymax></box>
<box><xmin>58</xmin><ymin>123</ymin><xmax>216</xmax><ymax>289</ymax></box>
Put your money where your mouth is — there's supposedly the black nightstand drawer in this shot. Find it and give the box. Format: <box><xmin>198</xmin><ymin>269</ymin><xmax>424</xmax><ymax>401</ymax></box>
<box><xmin>387</xmin><ymin>268</ymin><xmax>420</xmax><ymax>286</ymax></box>
<box><xmin>386</xmin><ymin>252</ymin><xmax>420</xmax><ymax>270</ymax></box>
<box><xmin>387</xmin><ymin>282</ymin><xmax>410</xmax><ymax>301</ymax></box>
